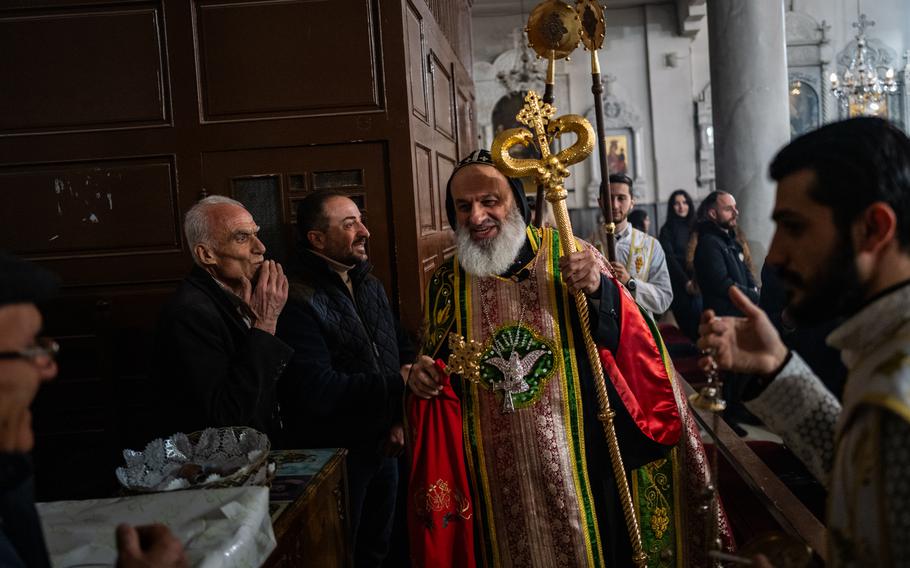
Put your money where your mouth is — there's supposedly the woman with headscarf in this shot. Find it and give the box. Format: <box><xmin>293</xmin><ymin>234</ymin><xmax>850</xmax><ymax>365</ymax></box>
<box><xmin>658</xmin><ymin>189</ymin><xmax>701</xmax><ymax>340</ymax></box>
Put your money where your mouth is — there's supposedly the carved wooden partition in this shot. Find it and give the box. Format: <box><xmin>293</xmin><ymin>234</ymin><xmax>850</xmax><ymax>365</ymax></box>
<box><xmin>403</xmin><ymin>0</ymin><xmax>477</xmax><ymax>310</ymax></box>
<box><xmin>0</xmin><ymin>0</ymin><xmax>474</xmax><ymax>499</ymax></box>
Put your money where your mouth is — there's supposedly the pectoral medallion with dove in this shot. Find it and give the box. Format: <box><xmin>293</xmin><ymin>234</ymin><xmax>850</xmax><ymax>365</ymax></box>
<box><xmin>485</xmin><ymin>349</ymin><xmax>547</xmax><ymax>413</ymax></box>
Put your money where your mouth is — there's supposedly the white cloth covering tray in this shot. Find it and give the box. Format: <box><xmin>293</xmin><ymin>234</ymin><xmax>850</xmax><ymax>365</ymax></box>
<box><xmin>36</xmin><ymin>486</ymin><xmax>275</xmax><ymax>568</ymax></box>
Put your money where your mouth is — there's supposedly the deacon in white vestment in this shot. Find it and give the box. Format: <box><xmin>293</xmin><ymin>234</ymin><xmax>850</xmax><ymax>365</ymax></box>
<box><xmin>588</xmin><ymin>174</ymin><xmax>672</xmax><ymax>318</ymax></box>
<box><xmin>698</xmin><ymin>117</ymin><xmax>910</xmax><ymax>566</ymax></box>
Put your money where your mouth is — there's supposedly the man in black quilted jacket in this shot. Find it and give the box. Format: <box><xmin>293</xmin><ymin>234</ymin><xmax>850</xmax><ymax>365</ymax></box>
<box><xmin>277</xmin><ymin>191</ymin><xmax>414</xmax><ymax>568</ymax></box>
<box><xmin>694</xmin><ymin>190</ymin><xmax>760</xmax><ymax>316</ymax></box>
<box><xmin>693</xmin><ymin>191</ymin><xmax>761</xmax><ymax>431</ymax></box>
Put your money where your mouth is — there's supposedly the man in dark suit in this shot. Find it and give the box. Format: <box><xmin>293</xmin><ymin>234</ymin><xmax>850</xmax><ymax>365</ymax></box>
<box><xmin>152</xmin><ymin>196</ymin><xmax>292</xmax><ymax>438</ymax></box>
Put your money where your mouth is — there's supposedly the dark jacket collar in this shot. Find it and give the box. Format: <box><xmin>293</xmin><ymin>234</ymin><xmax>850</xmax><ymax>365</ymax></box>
<box><xmin>185</xmin><ymin>265</ymin><xmax>249</xmax><ymax>331</ymax></box>
<box><xmin>296</xmin><ymin>249</ymin><xmax>373</xmax><ymax>287</ymax></box>
<box><xmin>664</xmin><ymin>215</ymin><xmax>693</xmax><ymax>235</ymax></box>
<box><xmin>697</xmin><ymin>220</ymin><xmax>736</xmax><ymax>243</ymax></box>
<box><xmin>0</xmin><ymin>453</ymin><xmax>32</xmax><ymax>491</ymax></box>
<box><xmin>187</xmin><ymin>265</ymin><xmax>235</xmax><ymax>302</ymax></box>
<box><xmin>661</xmin><ymin>216</ymin><xmax>692</xmax><ymax>248</ymax></box>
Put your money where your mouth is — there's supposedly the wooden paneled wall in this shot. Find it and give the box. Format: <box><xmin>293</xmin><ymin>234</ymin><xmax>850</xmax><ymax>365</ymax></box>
<box><xmin>0</xmin><ymin>0</ymin><xmax>473</xmax><ymax>500</ymax></box>
<box><xmin>423</xmin><ymin>0</ymin><xmax>473</xmax><ymax>70</ymax></box>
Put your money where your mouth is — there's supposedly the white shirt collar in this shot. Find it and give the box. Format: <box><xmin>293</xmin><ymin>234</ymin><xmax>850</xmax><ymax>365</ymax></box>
<box><xmin>615</xmin><ymin>223</ymin><xmax>632</xmax><ymax>241</ymax></box>
<box><xmin>310</xmin><ymin>250</ymin><xmax>355</xmax><ymax>276</ymax></box>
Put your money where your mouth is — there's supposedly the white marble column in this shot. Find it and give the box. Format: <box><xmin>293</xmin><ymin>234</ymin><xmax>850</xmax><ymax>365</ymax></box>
<box><xmin>707</xmin><ymin>0</ymin><xmax>790</xmax><ymax>272</ymax></box>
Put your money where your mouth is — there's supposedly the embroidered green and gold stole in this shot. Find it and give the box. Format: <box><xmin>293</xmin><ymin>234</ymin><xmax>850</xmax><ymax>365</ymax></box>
<box><xmin>426</xmin><ymin>227</ymin><xmax>602</xmax><ymax>566</ymax></box>
<box><xmin>424</xmin><ymin>227</ymin><xmax>697</xmax><ymax>567</ymax></box>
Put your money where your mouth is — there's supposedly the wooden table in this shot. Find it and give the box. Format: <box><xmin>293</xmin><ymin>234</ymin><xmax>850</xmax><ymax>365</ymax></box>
<box><xmin>263</xmin><ymin>448</ymin><xmax>351</xmax><ymax>568</ymax></box>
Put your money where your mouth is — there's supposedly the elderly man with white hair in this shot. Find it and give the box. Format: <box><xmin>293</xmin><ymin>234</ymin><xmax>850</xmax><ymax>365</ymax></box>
<box><xmin>152</xmin><ymin>195</ymin><xmax>292</xmax><ymax>438</ymax></box>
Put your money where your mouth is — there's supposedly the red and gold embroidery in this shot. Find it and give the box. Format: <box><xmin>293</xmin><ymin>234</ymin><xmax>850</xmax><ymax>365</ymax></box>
<box><xmin>414</xmin><ymin>478</ymin><xmax>473</xmax><ymax>530</ymax></box>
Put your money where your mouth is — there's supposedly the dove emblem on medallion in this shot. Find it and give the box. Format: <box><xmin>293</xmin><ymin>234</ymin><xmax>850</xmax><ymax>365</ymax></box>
<box><xmin>486</xmin><ymin>349</ymin><xmax>546</xmax><ymax>413</ymax></box>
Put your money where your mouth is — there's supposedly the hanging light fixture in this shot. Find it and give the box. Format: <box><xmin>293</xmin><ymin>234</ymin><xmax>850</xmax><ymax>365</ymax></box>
<box><xmin>829</xmin><ymin>3</ymin><xmax>898</xmax><ymax>117</ymax></box>
<box><xmin>496</xmin><ymin>1</ymin><xmax>546</xmax><ymax>94</ymax></box>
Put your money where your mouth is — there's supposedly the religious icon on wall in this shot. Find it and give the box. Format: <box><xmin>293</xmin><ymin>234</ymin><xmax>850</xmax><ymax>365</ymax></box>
<box><xmin>788</xmin><ymin>80</ymin><xmax>820</xmax><ymax>138</ymax></box>
<box><xmin>604</xmin><ymin>130</ymin><xmax>633</xmax><ymax>178</ymax></box>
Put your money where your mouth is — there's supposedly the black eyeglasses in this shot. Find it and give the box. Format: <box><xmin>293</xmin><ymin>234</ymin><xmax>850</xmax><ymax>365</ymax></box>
<box><xmin>0</xmin><ymin>337</ymin><xmax>59</xmax><ymax>364</ymax></box>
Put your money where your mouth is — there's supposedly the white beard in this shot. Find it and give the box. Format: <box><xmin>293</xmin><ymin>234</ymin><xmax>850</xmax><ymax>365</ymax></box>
<box><xmin>455</xmin><ymin>205</ymin><xmax>526</xmax><ymax>277</ymax></box>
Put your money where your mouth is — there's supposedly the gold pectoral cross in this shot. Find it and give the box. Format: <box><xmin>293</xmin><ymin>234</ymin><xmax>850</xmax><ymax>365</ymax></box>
<box><xmin>490</xmin><ymin>91</ymin><xmax>594</xmax><ymax>204</ymax></box>
<box><xmin>448</xmin><ymin>333</ymin><xmax>548</xmax><ymax>414</ymax></box>
<box><xmin>446</xmin><ymin>333</ymin><xmax>484</xmax><ymax>385</ymax></box>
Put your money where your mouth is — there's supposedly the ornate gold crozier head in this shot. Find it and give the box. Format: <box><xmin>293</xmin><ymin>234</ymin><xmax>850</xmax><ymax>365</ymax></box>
<box><xmin>491</xmin><ymin>91</ymin><xmax>595</xmax><ymax>205</ymax></box>
<box><xmin>526</xmin><ymin>0</ymin><xmax>582</xmax><ymax>60</ymax></box>
<box><xmin>575</xmin><ymin>0</ymin><xmax>606</xmax><ymax>52</ymax></box>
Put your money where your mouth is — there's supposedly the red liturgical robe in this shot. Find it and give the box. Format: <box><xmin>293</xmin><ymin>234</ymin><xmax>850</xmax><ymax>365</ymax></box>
<box><xmin>406</xmin><ymin>359</ymin><xmax>476</xmax><ymax>568</ymax></box>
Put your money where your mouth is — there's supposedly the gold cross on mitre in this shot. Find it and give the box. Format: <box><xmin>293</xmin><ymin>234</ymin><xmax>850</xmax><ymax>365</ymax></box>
<box><xmin>446</xmin><ymin>333</ymin><xmax>484</xmax><ymax>384</ymax></box>
<box><xmin>491</xmin><ymin>90</ymin><xmax>594</xmax><ymax>203</ymax></box>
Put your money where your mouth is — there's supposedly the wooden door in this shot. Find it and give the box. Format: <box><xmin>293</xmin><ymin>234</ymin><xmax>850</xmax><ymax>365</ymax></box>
<box><xmin>403</xmin><ymin>0</ymin><xmax>476</xmax><ymax>303</ymax></box>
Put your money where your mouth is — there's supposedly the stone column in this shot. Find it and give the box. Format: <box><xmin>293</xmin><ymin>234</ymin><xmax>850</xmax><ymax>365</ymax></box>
<box><xmin>706</xmin><ymin>0</ymin><xmax>790</xmax><ymax>272</ymax></box>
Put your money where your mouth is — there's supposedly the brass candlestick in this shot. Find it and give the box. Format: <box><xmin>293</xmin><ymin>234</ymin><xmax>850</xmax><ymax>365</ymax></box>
<box><xmin>689</xmin><ymin>351</ymin><xmax>727</xmax><ymax>567</ymax></box>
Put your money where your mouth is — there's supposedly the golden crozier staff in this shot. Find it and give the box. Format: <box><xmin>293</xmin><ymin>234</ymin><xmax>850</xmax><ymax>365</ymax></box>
<box><xmin>491</xmin><ymin>90</ymin><xmax>647</xmax><ymax>568</ymax></box>
<box><xmin>575</xmin><ymin>0</ymin><xmax>618</xmax><ymax>261</ymax></box>
<box><xmin>526</xmin><ymin>0</ymin><xmax>580</xmax><ymax>227</ymax></box>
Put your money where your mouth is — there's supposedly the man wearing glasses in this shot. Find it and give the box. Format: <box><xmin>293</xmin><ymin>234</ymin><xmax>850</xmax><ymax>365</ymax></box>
<box><xmin>0</xmin><ymin>253</ymin><xmax>186</xmax><ymax>567</ymax></box>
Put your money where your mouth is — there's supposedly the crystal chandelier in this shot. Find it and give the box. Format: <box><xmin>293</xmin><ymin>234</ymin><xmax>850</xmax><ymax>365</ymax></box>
<box><xmin>829</xmin><ymin>9</ymin><xmax>898</xmax><ymax>117</ymax></box>
<box><xmin>496</xmin><ymin>0</ymin><xmax>545</xmax><ymax>94</ymax></box>
<box><xmin>497</xmin><ymin>27</ymin><xmax>546</xmax><ymax>94</ymax></box>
